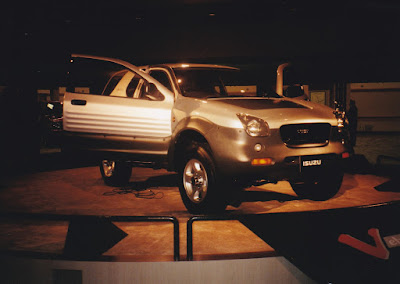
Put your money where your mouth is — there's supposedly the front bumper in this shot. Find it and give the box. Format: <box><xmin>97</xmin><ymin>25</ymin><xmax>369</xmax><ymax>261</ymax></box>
<box><xmin>206</xmin><ymin>125</ymin><xmax>348</xmax><ymax>181</ymax></box>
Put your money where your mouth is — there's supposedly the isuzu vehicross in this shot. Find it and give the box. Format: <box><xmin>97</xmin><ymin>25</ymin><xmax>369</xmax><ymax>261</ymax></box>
<box><xmin>63</xmin><ymin>54</ymin><xmax>350</xmax><ymax>214</ymax></box>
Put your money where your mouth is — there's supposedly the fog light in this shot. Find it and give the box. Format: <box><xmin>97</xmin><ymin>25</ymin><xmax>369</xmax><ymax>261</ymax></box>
<box><xmin>254</xmin><ymin>143</ymin><xmax>262</xmax><ymax>152</ymax></box>
<box><xmin>251</xmin><ymin>158</ymin><xmax>274</xmax><ymax>166</ymax></box>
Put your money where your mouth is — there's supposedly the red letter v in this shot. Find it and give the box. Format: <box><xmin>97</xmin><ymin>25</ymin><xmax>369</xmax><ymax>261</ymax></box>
<box><xmin>338</xmin><ymin>228</ymin><xmax>390</xmax><ymax>260</ymax></box>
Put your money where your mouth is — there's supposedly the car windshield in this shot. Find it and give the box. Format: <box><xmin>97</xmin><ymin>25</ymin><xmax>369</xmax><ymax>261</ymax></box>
<box><xmin>173</xmin><ymin>67</ymin><xmax>280</xmax><ymax>99</ymax></box>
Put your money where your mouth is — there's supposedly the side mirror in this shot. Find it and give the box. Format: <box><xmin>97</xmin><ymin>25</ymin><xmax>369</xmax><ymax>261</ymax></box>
<box><xmin>284</xmin><ymin>85</ymin><xmax>304</xmax><ymax>98</ymax></box>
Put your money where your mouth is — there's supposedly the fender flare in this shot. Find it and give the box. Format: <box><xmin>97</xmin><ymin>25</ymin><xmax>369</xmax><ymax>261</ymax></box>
<box><xmin>167</xmin><ymin>117</ymin><xmax>218</xmax><ymax>171</ymax></box>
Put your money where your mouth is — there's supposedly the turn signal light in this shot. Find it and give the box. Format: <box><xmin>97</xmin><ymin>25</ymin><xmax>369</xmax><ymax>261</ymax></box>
<box><xmin>251</xmin><ymin>158</ymin><xmax>274</xmax><ymax>166</ymax></box>
<box><xmin>342</xmin><ymin>152</ymin><xmax>350</xmax><ymax>159</ymax></box>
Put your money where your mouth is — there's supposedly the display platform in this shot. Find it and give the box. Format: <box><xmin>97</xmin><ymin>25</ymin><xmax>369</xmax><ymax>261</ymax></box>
<box><xmin>1</xmin><ymin>155</ymin><xmax>400</xmax><ymax>282</ymax></box>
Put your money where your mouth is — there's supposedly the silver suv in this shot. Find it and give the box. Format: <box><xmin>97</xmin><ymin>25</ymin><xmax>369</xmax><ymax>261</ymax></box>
<box><xmin>63</xmin><ymin>54</ymin><xmax>350</xmax><ymax>213</ymax></box>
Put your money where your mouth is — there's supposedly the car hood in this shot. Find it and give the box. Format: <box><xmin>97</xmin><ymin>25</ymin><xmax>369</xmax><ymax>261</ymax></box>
<box><xmin>212</xmin><ymin>97</ymin><xmax>308</xmax><ymax>110</ymax></box>
<box><xmin>194</xmin><ymin>97</ymin><xmax>338</xmax><ymax>129</ymax></box>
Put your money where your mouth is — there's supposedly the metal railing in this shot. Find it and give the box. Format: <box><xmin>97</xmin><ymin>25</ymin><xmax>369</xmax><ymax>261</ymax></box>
<box><xmin>186</xmin><ymin>215</ymin><xmax>240</xmax><ymax>261</ymax></box>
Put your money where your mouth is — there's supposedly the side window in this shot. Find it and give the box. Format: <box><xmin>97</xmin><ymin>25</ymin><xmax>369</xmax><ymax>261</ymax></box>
<box><xmin>149</xmin><ymin>70</ymin><xmax>173</xmax><ymax>92</ymax></box>
<box><xmin>137</xmin><ymin>81</ymin><xmax>165</xmax><ymax>101</ymax></box>
<box><xmin>102</xmin><ymin>70</ymin><xmax>127</xmax><ymax>96</ymax></box>
<box><xmin>126</xmin><ymin>76</ymin><xmax>140</xmax><ymax>98</ymax></box>
<box><xmin>104</xmin><ymin>71</ymin><xmax>140</xmax><ymax>98</ymax></box>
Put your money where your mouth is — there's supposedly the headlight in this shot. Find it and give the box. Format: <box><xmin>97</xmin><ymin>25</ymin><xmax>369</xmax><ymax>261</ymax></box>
<box><xmin>237</xmin><ymin>113</ymin><xmax>270</xmax><ymax>137</ymax></box>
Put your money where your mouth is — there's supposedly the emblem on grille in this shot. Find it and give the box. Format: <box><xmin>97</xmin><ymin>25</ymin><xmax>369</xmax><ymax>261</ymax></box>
<box><xmin>297</xmin><ymin>128</ymin><xmax>310</xmax><ymax>134</ymax></box>
<box><xmin>303</xmin><ymin>159</ymin><xmax>322</xmax><ymax>167</ymax></box>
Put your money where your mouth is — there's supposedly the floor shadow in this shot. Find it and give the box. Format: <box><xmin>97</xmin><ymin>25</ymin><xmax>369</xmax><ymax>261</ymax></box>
<box><xmin>373</xmin><ymin>155</ymin><xmax>400</xmax><ymax>192</ymax></box>
<box><xmin>228</xmin><ymin>189</ymin><xmax>299</xmax><ymax>207</ymax></box>
<box><xmin>375</xmin><ymin>178</ymin><xmax>400</xmax><ymax>192</ymax></box>
<box><xmin>103</xmin><ymin>174</ymin><xmax>179</xmax><ymax>198</ymax></box>
<box><xmin>128</xmin><ymin>173</ymin><xmax>179</xmax><ymax>189</ymax></box>
<box><xmin>335</xmin><ymin>173</ymin><xmax>358</xmax><ymax>197</ymax></box>
<box><xmin>240</xmin><ymin>190</ymin><xmax>299</xmax><ymax>202</ymax></box>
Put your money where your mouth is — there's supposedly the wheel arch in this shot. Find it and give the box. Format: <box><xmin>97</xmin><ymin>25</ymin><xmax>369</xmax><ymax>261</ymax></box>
<box><xmin>169</xmin><ymin>129</ymin><xmax>210</xmax><ymax>172</ymax></box>
<box><xmin>168</xmin><ymin>120</ymin><xmax>215</xmax><ymax>172</ymax></box>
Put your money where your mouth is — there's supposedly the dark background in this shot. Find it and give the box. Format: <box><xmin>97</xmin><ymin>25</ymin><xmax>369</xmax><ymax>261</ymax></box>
<box><xmin>2</xmin><ymin>0</ymin><xmax>400</xmax><ymax>87</ymax></box>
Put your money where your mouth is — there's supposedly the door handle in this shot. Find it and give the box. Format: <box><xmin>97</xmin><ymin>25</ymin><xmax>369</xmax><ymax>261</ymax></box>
<box><xmin>71</xmin><ymin>99</ymin><xmax>87</xmax><ymax>106</ymax></box>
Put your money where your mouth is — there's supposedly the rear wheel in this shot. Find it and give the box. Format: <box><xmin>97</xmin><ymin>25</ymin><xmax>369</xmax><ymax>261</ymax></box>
<box><xmin>179</xmin><ymin>144</ymin><xmax>227</xmax><ymax>214</ymax></box>
<box><xmin>100</xmin><ymin>159</ymin><xmax>132</xmax><ymax>186</ymax></box>
<box><xmin>290</xmin><ymin>169</ymin><xmax>344</xmax><ymax>201</ymax></box>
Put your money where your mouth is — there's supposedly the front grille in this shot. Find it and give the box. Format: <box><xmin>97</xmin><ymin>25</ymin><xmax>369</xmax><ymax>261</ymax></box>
<box><xmin>280</xmin><ymin>123</ymin><xmax>331</xmax><ymax>147</ymax></box>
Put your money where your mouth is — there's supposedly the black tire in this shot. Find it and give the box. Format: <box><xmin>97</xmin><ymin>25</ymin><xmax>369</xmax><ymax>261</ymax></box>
<box><xmin>99</xmin><ymin>159</ymin><xmax>132</xmax><ymax>186</ymax></box>
<box><xmin>290</xmin><ymin>169</ymin><xmax>344</xmax><ymax>201</ymax></box>
<box><xmin>178</xmin><ymin>144</ymin><xmax>227</xmax><ymax>214</ymax></box>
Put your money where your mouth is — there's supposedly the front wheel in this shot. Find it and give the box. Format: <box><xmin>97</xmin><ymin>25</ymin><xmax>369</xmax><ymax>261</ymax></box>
<box><xmin>179</xmin><ymin>145</ymin><xmax>227</xmax><ymax>214</ymax></box>
<box><xmin>100</xmin><ymin>159</ymin><xmax>132</xmax><ymax>186</ymax></box>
